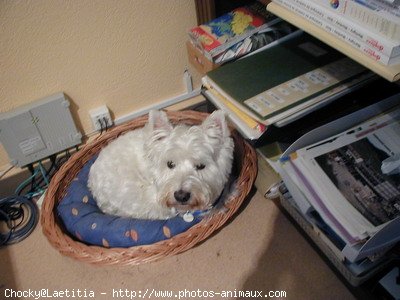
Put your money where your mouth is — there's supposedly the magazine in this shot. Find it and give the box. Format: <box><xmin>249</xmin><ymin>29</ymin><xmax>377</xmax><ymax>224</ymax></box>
<box><xmin>188</xmin><ymin>2</ymin><xmax>279</xmax><ymax>59</ymax></box>
<box><xmin>283</xmin><ymin>106</ymin><xmax>400</xmax><ymax>245</ymax></box>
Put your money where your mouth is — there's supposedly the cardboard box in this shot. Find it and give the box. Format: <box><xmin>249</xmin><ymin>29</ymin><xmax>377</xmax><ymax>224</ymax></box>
<box><xmin>186</xmin><ymin>41</ymin><xmax>220</xmax><ymax>75</ymax></box>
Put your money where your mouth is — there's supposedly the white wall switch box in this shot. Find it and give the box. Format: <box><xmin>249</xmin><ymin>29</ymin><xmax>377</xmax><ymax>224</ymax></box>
<box><xmin>0</xmin><ymin>92</ymin><xmax>82</xmax><ymax>167</ymax></box>
<box><xmin>89</xmin><ymin>105</ymin><xmax>113</xmax><ymax>131</ymax></box>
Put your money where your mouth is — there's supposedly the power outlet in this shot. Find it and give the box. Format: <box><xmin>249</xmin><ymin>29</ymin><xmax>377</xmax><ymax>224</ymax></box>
<box><xmin>89</xmin><ymin>105</ymin><xmax>113</xmax><ymax>131</ymax></box>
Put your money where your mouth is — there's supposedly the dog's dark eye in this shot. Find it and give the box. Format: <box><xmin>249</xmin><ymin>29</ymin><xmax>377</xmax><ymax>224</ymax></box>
<box><xmin>167</xmin><ymin>161</ymin><xmax>175</xmax><ymax>169</ymax></box>
<box><xmin>195</xmin><ymin>163</ymin><xmax>206</xmax><ymax>170</ymax></box>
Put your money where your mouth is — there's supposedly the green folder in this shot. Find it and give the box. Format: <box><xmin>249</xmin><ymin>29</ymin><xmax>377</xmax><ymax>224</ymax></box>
<box><xmin>205</xmin><ymin>32</ymin><xmax>368</xmax><ymax>124</ymax></box>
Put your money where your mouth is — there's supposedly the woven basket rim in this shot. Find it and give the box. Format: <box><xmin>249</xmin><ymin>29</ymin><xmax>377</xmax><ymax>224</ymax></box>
<box><xmin>41</xmin><ymin>110</ymin><xmax>258</xmax><ymax>265</ymax></box>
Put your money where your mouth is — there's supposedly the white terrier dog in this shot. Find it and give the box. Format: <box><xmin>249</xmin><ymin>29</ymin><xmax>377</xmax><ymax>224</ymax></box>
<box><xmin>88</xmin><ymin>110</ymin><xmax>234</xmax><ymax>220</ymax></box>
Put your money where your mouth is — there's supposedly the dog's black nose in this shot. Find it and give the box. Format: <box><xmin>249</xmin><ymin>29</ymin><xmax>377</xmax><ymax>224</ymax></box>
<box><xmin>174</xmin><ymin>190</ymin><xmax>191</xmax><ymax>203</ymax></box>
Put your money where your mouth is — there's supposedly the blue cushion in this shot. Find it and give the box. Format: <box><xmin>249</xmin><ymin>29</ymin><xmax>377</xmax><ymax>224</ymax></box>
<box><xmin>57</xmin><ymin>156</ymin><xmax>203</xmax><ymax>248</ymax></box>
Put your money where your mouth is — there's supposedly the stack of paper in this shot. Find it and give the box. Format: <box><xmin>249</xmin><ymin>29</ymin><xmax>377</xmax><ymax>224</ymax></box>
<box><xmin>279</xmin><ymin>105</ymin><xmax>400</xmax><ymax>260</ymax></box>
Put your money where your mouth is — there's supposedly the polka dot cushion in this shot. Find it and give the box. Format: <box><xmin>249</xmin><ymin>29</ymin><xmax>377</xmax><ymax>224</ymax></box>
<box><xmin>57</xmin><ymin>156</ymin><xmax>203</xmax><ymax>248</ymax></box>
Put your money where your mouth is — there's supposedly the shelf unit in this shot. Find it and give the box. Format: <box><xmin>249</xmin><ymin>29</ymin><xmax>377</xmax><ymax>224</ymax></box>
<box><xmin>267</xmin><ymin>2</ymin><xmax>400</xmax><ymax>82</ymax></box>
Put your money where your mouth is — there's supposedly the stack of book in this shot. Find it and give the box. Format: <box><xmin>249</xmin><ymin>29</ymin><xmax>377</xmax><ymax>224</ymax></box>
<box><xmin>265</xmin><ymin>96</ymin><xmax>400</xmax><ymax>285</ymax></box>
<box><xmin>270</xmin><ymin>0</ymin><xmax>400</xmax><ymax>66</ymax></box>
<box><xmin>188</xmin><ymin>1</ymin><xmax>296</xmax><ymax>65</ymax></box>
<box><xmin>202</xmin><ymin>31</ymin><xmax>376</xmax><ymax>143</ymax></box>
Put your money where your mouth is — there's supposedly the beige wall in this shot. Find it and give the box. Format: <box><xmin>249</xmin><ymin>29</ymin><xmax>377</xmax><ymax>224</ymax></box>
<box><xmin>0</xmin><ymin>0</ymin><xmax>200</xmax><ymax>169</ymax></box>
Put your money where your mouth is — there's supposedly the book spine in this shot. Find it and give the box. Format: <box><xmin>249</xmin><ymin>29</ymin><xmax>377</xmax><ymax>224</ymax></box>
<box><xmin>321</xmin><ymin>0</ymin><xmax>400</xmax><ymax>17</ymax></box>
<box><xmin>275</xmin><ymin>0</ymin><xmax>400</xmax><ymax>57</ymax></box>
<box><xmin>352</xmin><ymin>0</ymin><xmax>400</xmax><ymax>19</ymax></box>
<box><xmin>274</xmin><ymin>0</ymin><xmax>400</xmax><ymax>65</ymax></box>
<box><xmin>307</xmin><ymin>0</ymin><xmax>400</xmax><ymax>40</ymax></box>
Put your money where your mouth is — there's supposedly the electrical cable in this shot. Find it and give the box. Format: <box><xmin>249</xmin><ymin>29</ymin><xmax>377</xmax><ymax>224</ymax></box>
<box><xmin>56</xmin><ymin>152</ymin><xmax>67</xmax><ymax>169</ymax></box>
<box><xmin>1</xmin><ymin>147</ymin><xmax>78</xmax><ymax>246</ymax></box>
<box><xmin>28</xmin><ymin>164</ymin><xmax>36</xmax><ymax>195</ymax></box>
<box><xmin>15</xmin><ymin>169</ymin><xmax>40</xmax><ymax>196</ymax></box>
<box><xmin>0</xmin><ymin>195</ymin><xmax>39</xmax><ymax>246</ymax></box>
<box><xmin>38</xmin><ymin>161</ymin><xmax>49</xmax><ymax>186</ymax></box>
<box><xmin>46</xmin><ymin>154</ymin><xmax>57</xmax><ymax>174</ymax></box>
<box><xmin>25</xmin><ymin>164</ymin><xmax>49</xmax><ymax>197</ymax></box>
<box><xmin>0</xmin><ymin>209</ymin><xmax>12</xmax><ymax>245</ymax></box>
<box><xmin>0</xmin><ymin>164</ymin><xmax>14</xmax><ymax>180</ymax></box>
<box><xmin>98</xmin><ymin>118</ymin><xmax>105</xmax><ymax>134</ymax></box>
<box><xmin>55</xmin><ymin>149</ymin><xmax>72</xmax><ymax>169</ymax></box>
<box><xmin>103</xmin><ymin>116</ymin><xmax>109</xmax><ymax>131</ymax></box>
<box><xmin>27</xmin><ymin>159</ymin><xmax>54</xmax><ymax>194</ymax></box>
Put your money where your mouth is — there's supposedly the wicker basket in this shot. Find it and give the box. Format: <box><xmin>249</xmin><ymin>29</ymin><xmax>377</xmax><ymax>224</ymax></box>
<box><xmin>41</xmin><ymin>110</ymin><xmax>257</xmax><ymax>265</ymax></box>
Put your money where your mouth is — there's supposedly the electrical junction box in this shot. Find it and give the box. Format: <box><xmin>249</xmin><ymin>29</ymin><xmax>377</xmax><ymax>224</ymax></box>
<box><xmin>0</xmin><ymin>92</ymin><xmax>82</xmax><ymax>167</ymax></box>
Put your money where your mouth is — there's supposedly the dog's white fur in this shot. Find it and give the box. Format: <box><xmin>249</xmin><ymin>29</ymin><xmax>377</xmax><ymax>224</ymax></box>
<box><xmin>87</xmin><ymin>110</ymin><xmax>234</xmax><ymax>220</ymax></box>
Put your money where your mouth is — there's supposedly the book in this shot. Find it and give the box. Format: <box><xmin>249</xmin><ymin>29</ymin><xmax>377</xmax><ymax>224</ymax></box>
<box><xmin>382</xmin><ymin>0</ymin><xmax>400</xmax><ymax>4</ymax></box>
<box><xmin>188</xmin><ymin>2</ymin><xmax>279</xmax><ymax>60</ymax></box>
<box><xmin>267</xmin><ymin>2</ymin><xmax>400</xmax><ymax>81</ymax></box>
<box><xmin>274</xmin><ymin>0</ymin><xmax>400</xmax><ymax>58</ymax></box>
<box><xmin>203</xmin><ymin>32</ymin><xmax>370</xmax><ymax>126</ymax></box>
<box><xmin>202</xmin><ymin>30</ymin><xmax>306</xmax><ymax>141</ymax></box>
<box><xmin>274</xmin><ymin>0</ymin><xmax>400</xmax><ymax>66</ymax></box>
<box><xmin>204</xmin><ymin>70</ymin><xmax>376</xmax><ymax>139</ymax></box>
<box><xmin>203</xmin><ymin>88</ymin><xmax>266</xmax><ymax>141</ymax></box>
<box><xmin>261</xmin><ymin>78</ymin><xmax>400</xmax><ymax>150</ymax></box>
<box><xmin>279</xmin><ymin>105</ymin><xmax>400</xmax><ymax>253</ymax></box>
<box><xmin>308</xmin><ymin>0</ymin><xmax>400</xmax><ymax>41</ymax></box>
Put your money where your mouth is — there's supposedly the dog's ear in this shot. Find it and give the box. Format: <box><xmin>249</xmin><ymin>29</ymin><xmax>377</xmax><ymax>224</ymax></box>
<box><xmin>202</xmin><ymin>110</ymin><xmax>230</xmax><ymax>142</ymax></box>
<box><xmin>147</xmin><ymin>110</ymin><xmax>173</xmax><ymax>141</ymax></box>
<box><xmin>148</xmin><ymin>110</ymin><xmax>173</xmax><ymax>132</ymax></box>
